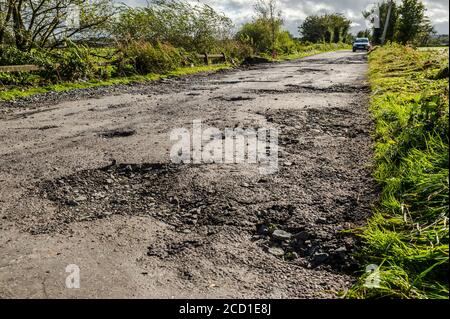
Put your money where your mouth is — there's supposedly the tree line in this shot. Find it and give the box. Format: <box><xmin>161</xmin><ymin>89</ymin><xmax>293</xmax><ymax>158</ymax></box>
<box><xmin>299</xmin><ymin>14</ymin><xmax>352</xmax><ymax>44</ymax></box>
<box><xmin>0</xmin><ymin>0</ymin><xmax>355</xmax><ymax>55</ymax></box>
<box><xmin>360</xmin><ymin>0</ymin><xmax>435</xmax><ymax>45</ymax></box>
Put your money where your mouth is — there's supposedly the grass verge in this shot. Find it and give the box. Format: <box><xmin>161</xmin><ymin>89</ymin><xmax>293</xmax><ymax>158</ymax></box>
<box><xmin>0</xmin><ymin>64</ymin><xmax>231</xmax><ymax>101</ymax></box>
<box><xmin>346</xmin><ymin>44</ymin><xmax>449</xmax><ymax>299</ymax></box>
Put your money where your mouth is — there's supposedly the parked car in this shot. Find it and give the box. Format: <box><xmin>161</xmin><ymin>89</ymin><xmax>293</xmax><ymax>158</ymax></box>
<box><xmin>353</xmin><ymin>38</ymin><xmax>372</xmax><ymax>52</ymax></box>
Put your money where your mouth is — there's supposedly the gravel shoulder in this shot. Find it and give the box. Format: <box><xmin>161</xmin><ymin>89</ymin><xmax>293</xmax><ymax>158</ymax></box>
<box><xmin>0</xmin><ymin>50</ymin><xmax>376</xmax><ymax>298</ymax></box>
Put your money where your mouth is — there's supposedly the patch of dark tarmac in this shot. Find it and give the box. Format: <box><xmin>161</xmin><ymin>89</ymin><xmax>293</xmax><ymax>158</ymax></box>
<box><xmin>211</xmin><ymin>96</ymin><xmax>256</xmax><ymax>102</ymax></box>
<box><xmin>37</xmin><ymin>125</ymin><xmax>59</xmax><ymax>130</ymax></box>
<box><xmin>100</xmin><ymin>128</ymin><xmax>136</xmax><ymax>138</ymax></box>
<box><xmin>37</xmin><ymin>162</ymin><xmax>265</xmax><ymax>234</ymax></box>
<box><xmin>211</xmin><ymin>80</ymin><xmax>242</xmax><ymax>85</ymax></box>
<box><xmin>297</xmin><ymin>68</ymin><xmax>327</xmax><ymax>73</ymax></box>
<box><xmin>243</xmin><ymin>80</ymin><xmax>279</xmax><ymax>83</ymax></box>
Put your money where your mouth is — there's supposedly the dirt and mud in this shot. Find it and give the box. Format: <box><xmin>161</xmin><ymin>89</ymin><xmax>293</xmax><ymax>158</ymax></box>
<box><xmin>0</xmin><ymin>51</ymin><xmax>376</xmax><ymax>298</ymax></box>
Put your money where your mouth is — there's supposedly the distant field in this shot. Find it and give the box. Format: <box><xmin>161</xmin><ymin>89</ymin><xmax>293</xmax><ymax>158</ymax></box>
<box><xmin>417</xmin><ymin>47</ymin><xmax>449</xmax><ymax>52</ymax></box>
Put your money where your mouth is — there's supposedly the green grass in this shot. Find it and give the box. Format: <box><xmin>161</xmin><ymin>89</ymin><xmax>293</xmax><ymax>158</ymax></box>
<box><xmin>0</xmin><ymin>64</ymin><xmax>231</xmax><ymax>101</ymax></box>
<box><xmin>346</xmin><ymin>44</ymin><xmax>449</xmax><ymax>299</ymax></box>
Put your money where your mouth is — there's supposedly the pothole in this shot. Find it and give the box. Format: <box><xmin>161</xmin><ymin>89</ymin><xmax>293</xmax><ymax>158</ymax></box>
<box><xmin>284</xmin><ymin>84</ymin><xmax>370</xmax><ymax>93</ymax></box>
<box><xmin>253</xmin><ymin>223</ymin><xmax>357</xmax><ymax>271</ymax></box>
<box><xmin>297</xmin><ymin>68</ymin><xmax>326</xmax><ymax>73</ymax></box>
<box><xmin>266</xmin><ymin>107</ymin><xmax>369</xmax><ymax>141</ymax></box>
<box><xmin>248</xmin><ymin>83</ymin><xmax>369</xmax><ymax>95</ymax></box>
<box><xmin>37</xmin><ymin>163</ymin><xmax>273</xmax><ymax>233</ymax></box>
<box><xmin>100</xmin><ymin>128</ymin><xmax>136</xmax><ymax>138</ymax></box>
<box><xmin>211</xmin><ymin>96</ymin><xmax>256</xmax><ymax>102</ymax></box>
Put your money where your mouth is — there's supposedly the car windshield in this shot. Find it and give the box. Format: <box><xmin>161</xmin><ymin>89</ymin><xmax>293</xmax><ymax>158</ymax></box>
<box><xmin>355</xmin><ymin>39</ymin><xmax>369</xmax><ymax>43</ymax></box>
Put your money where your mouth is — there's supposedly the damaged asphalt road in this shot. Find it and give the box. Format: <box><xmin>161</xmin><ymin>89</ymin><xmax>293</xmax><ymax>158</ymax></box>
<box><xmin>0</xmin><ymin>50</ymin><xmax>376</xmax><ymax>298</ymax></box>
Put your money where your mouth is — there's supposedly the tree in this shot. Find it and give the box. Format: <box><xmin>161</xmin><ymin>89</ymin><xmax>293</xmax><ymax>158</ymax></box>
<box><xmin>236</xmin><ymin>19</ymin><xmax>273</xmax><ymax>53</ymax></box>
<box><xmin>299</xmin><ymin>15</ymin><xmax>327</xmax><ymax>43</ymax></box>
<box><xmin>396</xmin><ymin>0</ymin><xmax>434</xmax><ymax>44</ymax></box>
<box><xmin>0</xmin><ymin>0</ymin><xmax>116</xmax><ymax>51</ymax></box>
<box><xmin>0</xmin><ymin>0</ymin><xmax>13</xmax><ymax>45</ymax></box>
<box><xmin>235</xmin><ymin>0</ymin><xmax>290</xmax><ymax>55</ymax></box>
<box><xmin>414</xmin><ymin>16</ymin><xmax>436</xmax><ymax>46</ymax></box>
<box><xmin>236</xmin><ymin>18</ymin><xmax>295</xmax><ymax>54</ymax></box>
<box><xmin>357</xmin><ymin>29</ymin><xmax>372</xmax><ymax>40</ymax></box>
<box><xmin>362</xmin><ymin>0</ymin><xmax>434</xmax><ymax>45</ymax></box>
<box><xmin>329</xmin><ymin>13</ymin><xmax>351</xmax><ymax>43</ymax></box>
<box><xmin>254</xmin><ymin>0</ymin><xmax>282</xmax><ymax>56</ymax></box>
<box><xmin>113</xmin><ymin>0</ymin><xmax>233</xmax><ymax>53</ymax></box>
<box><xmin>299</xmin><ymin>14</ymin><xmax>351</xmax><ymax>43</ymax></box>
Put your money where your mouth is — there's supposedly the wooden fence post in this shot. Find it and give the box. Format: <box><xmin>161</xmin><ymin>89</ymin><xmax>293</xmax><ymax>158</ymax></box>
<box><xmin>0</xmin><ymin>64</ymin><xmax>43</xmax><ymax>73</ymax></box>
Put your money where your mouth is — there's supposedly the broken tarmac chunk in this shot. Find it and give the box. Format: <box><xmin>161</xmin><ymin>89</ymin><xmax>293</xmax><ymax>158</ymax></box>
<box><xmin>294</xmin><ymin>231</ymin><xmax>311</xmax><ymax>241</ymax></box>
<box><xmin>272</xmin><ymin>230</ymin><xmax>292</xmax><ymax>241</ymax></box>
<box><xmin>268</xmin><ymin>247</ymin><xmax>285</xmax><ymax>257</ymax></box>
<box><xmin>75</xmin><ymin>195</ymin><xmax>87</xmax><ymax>202</ymax></box>
<box><xmin>66</xmin><ymin>199</ymin><xmax>79</xmax><ymax>207</ymax></box>
<box><xmin>312</xmin><ymin>252</ymin><xmax>329</xmax><ymax>264</ymax></box>
<box><xmin>100</xmin><ymin>128</ymin><xmax>136</xmax><ymax>138</ymax></box>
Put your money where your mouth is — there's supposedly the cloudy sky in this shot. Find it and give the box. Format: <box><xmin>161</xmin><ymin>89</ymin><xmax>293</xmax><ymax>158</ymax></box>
<box><xmin>124</xmin><ymin>0</ymin><xmax>449</xmax><ymax>36</ymax></box>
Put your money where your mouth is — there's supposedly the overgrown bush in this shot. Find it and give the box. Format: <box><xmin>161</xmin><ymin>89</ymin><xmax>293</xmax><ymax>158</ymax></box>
<box><xmin>113</xmin><ymin>0</ymin><xmax>233</xmax><ymax>53</ymax></box>
<box><xmin>0</xmin><ymin>45</ymin><xmax>54</xmax><ymax>85</ymax></box>
<box><xmin>236</xmin><ymin>19</ymin><xmax>274</xmax><ymax>54</ymax></box>
<box><xmin>0</xmin><ymin>45</ymin><xmax>51</xmax><ymax>67</ymax></box>
<box><xmin>213</xmin><ymin>40</ymin><xmax>254</xmax><ymax>63</ymax></box>
<box><xmin>116</xmin><ymin>41</ymin><xmax>185</xmax><ymax>75</ymax></box>
<box><xmin>0</xmin><ymin>42</ymin><xmax>100</xmax><ymax>85</ymax></box>
<box><xmin>50</xmin><ymin>41</ymin><xmax>96</xmax><ymax>81</ymax></box>
<box><xmin>276</xmin><ymin>31</ymin><xmax>297</xmax><ymax>54</ymax></box>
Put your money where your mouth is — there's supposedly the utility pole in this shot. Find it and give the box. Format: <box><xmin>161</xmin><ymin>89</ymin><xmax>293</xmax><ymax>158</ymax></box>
<box><xmin>381</xmin><ymin>0</ymin><xmax>394</xmax><ymax>45</ymax></box>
